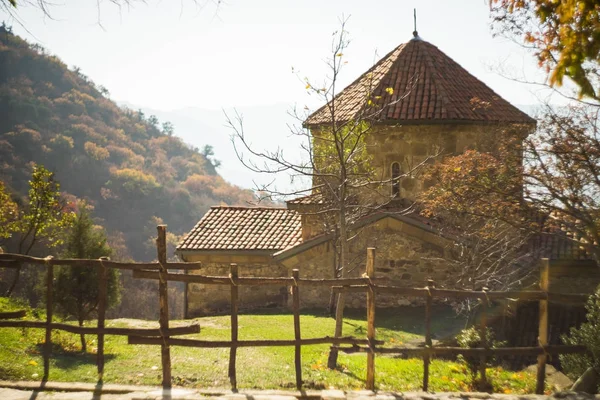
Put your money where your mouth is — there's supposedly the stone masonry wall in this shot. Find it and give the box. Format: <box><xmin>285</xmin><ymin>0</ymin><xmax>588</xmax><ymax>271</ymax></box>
<box><xmin>365</xmin><ymin>123</ymin><xmax>529</xmax><ymax>201</ymax></box>
<box><xmin>280</xmin><ymin>217</ymin><xmax>456</xmax><ymax>310</ymax></box>
<box><xmin>183</xmin><ymin>217</ymin><xmax>458</xmax><ymax>315</ymax></box>
<box><xmin>184</xmin><ymin>253</ymin><xmax>288</xmax><ymax>317</ymax></box>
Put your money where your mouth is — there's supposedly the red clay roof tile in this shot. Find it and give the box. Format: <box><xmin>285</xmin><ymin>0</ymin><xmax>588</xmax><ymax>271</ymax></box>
<box><xmin>177</xmin><ymin>206</ymin><xmax>302</xmax><ymax>252</ymax></box>
<box><xmin>305</xmin><ymin>38</ymin><xmax>535</xmax><ymax>126</ymax></box>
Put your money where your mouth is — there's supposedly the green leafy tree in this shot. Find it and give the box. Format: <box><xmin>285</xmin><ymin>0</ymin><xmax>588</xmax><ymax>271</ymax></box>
<box><xmin>201</xmin><ymin>144</ymin><xmax>221</xmax><ymax>168</ymax></box>
<box><xmin>6</xmin><ymin>165</ymin><xmax>75</xmax><ymax>296</ymax></box>
<box><xmin>162</xmin><ymin>121</ymin><xmax>175</xmax><ymax>136</ymax></box>
<box><xmin>16</xmin><ymin>165</ymin><xmax>74</xmax><ymax>254</ymax></box>
<box><xmin>54</xmin><ymin>201</ymin><xmax>120</xmax><ymax>352</ymax></box>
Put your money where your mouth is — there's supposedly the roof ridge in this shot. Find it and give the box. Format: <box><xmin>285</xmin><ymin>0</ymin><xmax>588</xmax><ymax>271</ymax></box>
<box><xmin>209</xmin><ymin>205</ymin><xmax>289</xmax><ymax>210</ymax></box>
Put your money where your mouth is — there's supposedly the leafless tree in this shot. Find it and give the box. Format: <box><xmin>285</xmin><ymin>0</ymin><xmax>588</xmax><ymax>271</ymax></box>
<box><xmin>227</xmin><ymin>18</ymin><xmax>436</xmax><ymax>368</ymax></box>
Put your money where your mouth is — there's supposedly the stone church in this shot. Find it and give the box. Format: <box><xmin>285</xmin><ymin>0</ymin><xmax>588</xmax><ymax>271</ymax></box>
<box><xmin>176</xmin><ymin>33</ymin><xmax>538</xmax><ymax>317</ymax></box>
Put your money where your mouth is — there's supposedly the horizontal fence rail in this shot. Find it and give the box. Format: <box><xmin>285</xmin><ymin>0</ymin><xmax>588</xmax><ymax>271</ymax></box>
<box><xmin>0</xmin><ymin>253</ymin><xmax>202</xmax><ymax>271</ymax></box>
<box><xmin>0</xmin><ymin>310</ymin><xmax>27</xmax><ymax>319</ymax></box>
<box><xmin>332</xmin><ymin>285</ymin><xmax>589</xmax><ymax>304</ymax></box>
<box><xmin>0</xmin><ymin>228</ymin><xmax>591</xmax><ymax>394</ymax></box>
<box><xmin>128</xmin><ymin>336</ymin><xmax>382</xmax><ymax>347</ymax></box>
<box><xmin>0</xmin><ymin>321</ymin><xmax>200</xmax><ymax>336</ymax></box>
<box><xmin>338</xmin><ymin>345</ymin><xmax>587</xmax><ymax>356</ymax></box>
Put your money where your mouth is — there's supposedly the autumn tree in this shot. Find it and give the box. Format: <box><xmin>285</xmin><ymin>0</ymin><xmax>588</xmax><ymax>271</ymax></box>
<box><xmin>420</xmin><ymin>141</ymin><xmax>541</xmax><ymax>310</ymax></box>
<box><xmin>54</xmin><ymin>201</ymin><xmax>120</xmax><ymax>352</ymax></box>
<box><xmin>0</xmin><ymin>180</ymin><xmax>19</xmax><ymax>245</ymax></box>
<box><xmin>419</xmin><ymin>2</ymin><xmax>600</xmax><ymax>296</ymax></box>
<box><xmin>490</xmin><ymin>0</ymin><xmax>600</xmax><ymax>259</ymax></box>
<box><xmin>491</xmin><ymin>0</ymin><xmax>600</xmax><ymax>100</ymax></box>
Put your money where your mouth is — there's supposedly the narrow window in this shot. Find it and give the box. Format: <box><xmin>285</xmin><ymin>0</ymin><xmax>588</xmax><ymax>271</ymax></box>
<box><xmin>391</xmin><ymin>162</ymin><xmax>401</xmax><ymax>197</ymax></box>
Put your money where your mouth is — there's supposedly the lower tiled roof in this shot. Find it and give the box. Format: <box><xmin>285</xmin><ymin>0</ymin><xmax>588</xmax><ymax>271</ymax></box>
<box><xmin>177</xmin><ymin>206</ymin><xmax>302</xmax><ymax>252</ymax></box>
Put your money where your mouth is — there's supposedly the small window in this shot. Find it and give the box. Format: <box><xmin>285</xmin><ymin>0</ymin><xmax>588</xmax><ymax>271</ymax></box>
<box><xmin>391</xmin><ymin>162</ymin><xmax>401</xmax><ymax>197</ymax></box>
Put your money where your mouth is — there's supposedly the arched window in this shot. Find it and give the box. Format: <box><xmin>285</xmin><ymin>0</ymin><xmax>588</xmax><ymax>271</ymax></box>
<box><xmin>391</xmin><ymin>162</ymin><xmax>401</xmax><ymax>197</ymax></box>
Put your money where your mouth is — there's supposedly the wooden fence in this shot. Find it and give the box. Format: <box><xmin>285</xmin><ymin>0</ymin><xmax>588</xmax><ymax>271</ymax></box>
<box><xmin>0</xmin><ymin>226</ymin><xmax>201</xmax><ymax>385</ymax></box>
<box><xmin>0</xmin><ymin>226</ymin><xmax>591</xmax><ymax>394</ymax></box>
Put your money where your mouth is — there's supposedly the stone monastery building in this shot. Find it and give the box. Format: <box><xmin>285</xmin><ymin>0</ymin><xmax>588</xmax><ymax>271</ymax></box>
<box><xmin>176</xmin><ymin>33</ymin><xmax>537</xmax><ymax>317</ymax></box>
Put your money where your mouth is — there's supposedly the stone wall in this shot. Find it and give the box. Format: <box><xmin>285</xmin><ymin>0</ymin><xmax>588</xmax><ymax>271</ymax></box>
<box><xmin>183</xmin><ymin>218</ymin><xmax>600</xmax><ymax>317</ymax></box>
<box><xmin>183</xmin><ymin>253</ymin><xmax>288</xmax><ymax>317</ymax></box>
<box><xmin>365</xmin><ymin>123</ymin><xmax>530</xmax><ymax>201</ymax></box>
<box><xmin>183</xmin><ymin>216</ymin><xmax>458</xmax><ymax>315</ymax></box>
<box><xmin>280</xmin><ymin>216</ymin><xmax>455</xmax><ymax>309</ymax></box>
<box><xmin>548</xmin><ymin>260</ymin><xmax>600</xmax><ymax>294</ymax></box>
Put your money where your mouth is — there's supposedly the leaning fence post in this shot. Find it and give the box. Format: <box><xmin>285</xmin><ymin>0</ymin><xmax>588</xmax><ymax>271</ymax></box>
<box><xmin>292</xmin><ymin>269</ymin><xmax>302</xmax><ymax>390</ymax></box>
<box><xmin>423</xmin><ymin>279</ymin><xmax>434</xmax><ymax>392</ymax></box>
<box><xmin>97</xmin><ymin>256</ymin><xmax>109</xmax><ymax>380</ymax></box>
<box><xmin>366</xmin><ymin>248</ymin><xmax>376</xmax><ymax>391</ymax></box>
<box><xmin>156</xmin><ymin>225</ymin><xmax>172</xmax><ymax>388</ymax></box>
<box><xmin>229</xmin><ymin>263</ymin><xmax>239</xmax><ymax>391</ymax></box>
<box><xmin>43</xmin><ymin>257</ymin><xmax>54</xmax><ymax>381</ymax></box>
<box><xmin>536</xmin><ymin>259</ymin><xmax>550</xmax><ymax>395</ymax></box>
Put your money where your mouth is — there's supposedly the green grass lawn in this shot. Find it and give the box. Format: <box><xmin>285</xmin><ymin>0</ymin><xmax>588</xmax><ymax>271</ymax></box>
<box><xmin>0</xmin><ymin>300</ymin><xmax>540</xmax><ymax>393</ymax></box>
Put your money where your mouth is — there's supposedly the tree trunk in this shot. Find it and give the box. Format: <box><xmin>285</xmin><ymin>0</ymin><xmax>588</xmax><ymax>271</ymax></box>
<box><xmin>328</xmin><ymin>193</ymin><xmax>348</xmax><ymax>369</ymax></box>
<box><xmin>79</xmin><ymin>318</ymin><xmax>86</xmax><ymax>353</ymax></box>
<box><xmin>6</xmin><ymin>266</ymin><xmax>21</xmax><ymax>297</ymax></box>
<box><xmin>328</xmin><ymin>291</ymin><xmax>337</xmax><ymax>316</ymax></box>
<box><xmin>327</xmin><ymin>291</ymin><xmax>346</xmax><ymax>368</ymax></box>
<box><xmin>327</xmin><ymin>249</ymin><xmax>338</xmax><ymax>315</ymax></box>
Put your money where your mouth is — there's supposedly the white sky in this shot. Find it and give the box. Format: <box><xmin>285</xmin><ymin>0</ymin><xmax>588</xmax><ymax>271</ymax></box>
<box><xmin>3</xmin><ymin>0</ymin><xmax>549</xmax><ymax>111</ymax></box>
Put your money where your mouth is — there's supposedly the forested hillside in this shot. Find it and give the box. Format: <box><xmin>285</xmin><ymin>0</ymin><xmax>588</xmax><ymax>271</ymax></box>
<box><xmin>0</xmin><ymin>24</ymin><xmax>255</xmax><ymax>261</ymax></box>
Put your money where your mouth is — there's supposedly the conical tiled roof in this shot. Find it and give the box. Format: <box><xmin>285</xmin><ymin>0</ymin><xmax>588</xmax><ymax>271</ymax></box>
<box><xmin>305</xmin><ymin>37</ymin><xmax>535</xmax><ymax>126</ymax></box>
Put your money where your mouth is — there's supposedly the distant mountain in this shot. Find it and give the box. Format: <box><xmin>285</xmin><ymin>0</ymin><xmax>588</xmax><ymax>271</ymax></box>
<box><xmin>130</xmin><ymin>103</ymin><xmax>540</xmax><ymax>196</ymax></box>
<box><xmin>120</xmin><ymin>102</ymin><xmax>309</xmax><ymax>194</ymax></box>
<box><xmin>0</xmin><ymin>26</ymin><xmax>257</xmax><ymax>261</ymax></box>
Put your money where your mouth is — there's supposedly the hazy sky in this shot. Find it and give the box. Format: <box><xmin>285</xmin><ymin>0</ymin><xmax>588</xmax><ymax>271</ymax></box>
<box><xmin>2</xmin><ymin>0</ymin><xmax>555</xmax><ymax>192</ymax></box>
<box><xmin>3</xmin><ymin>0</ymin><xmax>549</xmax><ymax>112</ymax></box>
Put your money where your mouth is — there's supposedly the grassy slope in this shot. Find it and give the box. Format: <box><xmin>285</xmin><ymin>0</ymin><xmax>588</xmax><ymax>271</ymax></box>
<box><xmin>0</xmin><ymin>302</ymin><xmax>538</xmax><ymax>393</ymax></box>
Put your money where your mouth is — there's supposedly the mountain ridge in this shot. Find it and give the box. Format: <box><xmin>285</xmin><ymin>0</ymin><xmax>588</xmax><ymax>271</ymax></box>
<box><xmin>0</xmin><ymin>25</ymin><xmax>257</xmax><ymax>261</ymax></box>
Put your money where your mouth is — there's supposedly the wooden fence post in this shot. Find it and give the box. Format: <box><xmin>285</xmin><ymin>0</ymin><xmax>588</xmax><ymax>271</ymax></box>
<box><xmin>480</xmin><ymin>287</ymin><xmax>488</xmax><ymax>386</ymax></box>
<box><xmin>366</xmin><ymin>248</ymin><xmax>376</xmax><ymax>391</ymax></box>
<box><xmin>292</xmin><ymin>269</ymin><xmax>302</xmax><ymax>390</ymax></box>
<box><xmin>43</xmin><ymin>258</ymin><xmax>54</xmax><ymax>381</ymax></box>
<box><xmin>97</xmin><ymin>257</ymin><xmax>109</xmax><ymax>380</ymax></box>
<box><xmin>156</xmin><ymin>225</ymin><xmax>172</xmax><ymax>388</ymax></box>
<box><xmin>536</xmin><ymin>259</ymin><xmax>550</xmax><ymax>395</ymax></box>
<box><xmin>423</xmin><ymin>279</ymin><xmax>434</xmax><ymax>392</ymax></box>
<box><xmin>229</xmin><ymin>263</ymin><xmax>239</xmax><ymax>391</ymax></box>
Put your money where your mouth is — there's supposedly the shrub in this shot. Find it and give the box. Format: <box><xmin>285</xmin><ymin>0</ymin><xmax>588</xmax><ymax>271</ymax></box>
<box><xmin>560</xmin><ymin>286</ymin><xmax>600</xmax><ymax>381</ymax></box>
<box><xmin>456</xmin><ymin>326</ymin><xmax>505</xmax><ymax>390</ymax></box>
